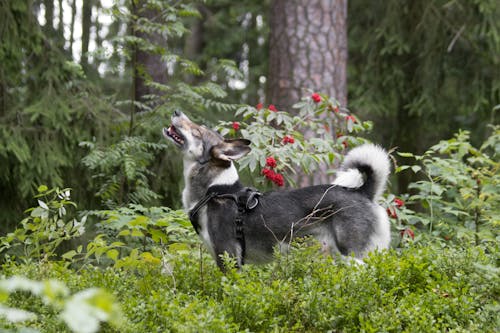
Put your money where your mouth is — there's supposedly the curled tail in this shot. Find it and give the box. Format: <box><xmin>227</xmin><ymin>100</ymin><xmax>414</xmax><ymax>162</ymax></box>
<box><xmin>333</xmin><ymin>144</ymin><xmax>390</xmax><ymax>201</ymax></box>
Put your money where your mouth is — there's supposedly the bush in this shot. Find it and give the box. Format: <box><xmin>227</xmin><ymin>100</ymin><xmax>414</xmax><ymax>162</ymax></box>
<box><xmin>394</xmin><ymin>126</ymin><xmax>499</xmax><ymax>247</ymax></box>
<box><xmin>218</xmin><ymin>92</ymin><xmax>372</xmax><ymax>187</ymax></box>
<box><xmin>1</xmin><ymin>241</ymin><xmax>498</xmax><ymax>332</ymax></box>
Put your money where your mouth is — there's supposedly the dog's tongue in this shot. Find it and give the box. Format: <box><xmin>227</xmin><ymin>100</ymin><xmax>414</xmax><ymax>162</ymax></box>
<box><xmin>168</xmin><ymin>125</ymin><xmax>179</xmax><ymax>136</ymax></box>
<box><xmin>164</xmin><ymin>125</ymin><xmax>184</xmax><ymax>145</ymax></box>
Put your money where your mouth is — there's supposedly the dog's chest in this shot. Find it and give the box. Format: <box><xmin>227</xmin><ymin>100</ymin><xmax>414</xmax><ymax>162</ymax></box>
<box><xmin>195</xmin><ymin>207</ymin><xmax>216</xmax><ymax>259</ymax></box>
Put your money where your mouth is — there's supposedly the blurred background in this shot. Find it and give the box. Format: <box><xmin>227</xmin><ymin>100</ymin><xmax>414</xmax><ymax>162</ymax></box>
<box><xmin>0</xmin><ymin>0</ymin><xmax>498</xmax><ymax>231</ymax></box>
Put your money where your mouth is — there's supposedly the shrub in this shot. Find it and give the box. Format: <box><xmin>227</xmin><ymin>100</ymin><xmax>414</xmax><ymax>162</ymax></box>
<box><xmin>0</xmin><ymin>186</ymin><xmax>87</xmax><ymax>263</ymax></box>
<box><xmin>1</xmin><ymin>240</ymin><xmax>498</xmax><ymax>332</ymax></box>
<box><xmin>394</xmin><ymin>126</ymin><xmax>499</xmax><ymax>247</ymax></box>
<box><xmin>218</xmin><ymin>92</ymin><xmax>372</xmax><ymax>187</ymax></box>
<box><xmin>0</xmin><ymin>275</ymin><xmax>123</xmax><ymax>333</ymax></box>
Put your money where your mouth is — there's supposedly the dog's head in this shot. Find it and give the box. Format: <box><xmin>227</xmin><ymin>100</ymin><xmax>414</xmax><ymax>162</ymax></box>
<box><xmin>163</xmin><ymin>110</ymin><xmax>251</xmax><ymax>166</ymax></box>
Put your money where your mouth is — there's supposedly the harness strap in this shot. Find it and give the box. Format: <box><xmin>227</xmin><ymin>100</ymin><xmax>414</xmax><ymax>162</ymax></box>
<box><xmin>188</xmin><ymin>192</ymin><xmax>217</xmax><ymax>233</ymax></box>
<box><xmin>188</xmin><ymin>187</ymin><xmax>261</xmax><ymax>263</ymax></box>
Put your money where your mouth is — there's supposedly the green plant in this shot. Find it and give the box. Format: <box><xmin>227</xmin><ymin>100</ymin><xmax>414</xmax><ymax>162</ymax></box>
<box><xmin>2</xmin><ymin>240</ymin><xmax>498</xmax><ymax>332</ymax></box>
<box><xmin>0</xmin><ymin>276</ymin><xmax>123</xmax><ymax>333</ymax></box>
<box><xmin>80</xmin><ymin>137</ymin><xmax>167</xmax><ymax>208</ymax></box>
<box><xmin>55</xmin><ymin>203</ymin><xmax>196</xmax><ymax>273</ymax></box>
<box><xmin>395</xmin><ymin>126</ymin><xmax>499</xmax><ymax>245</ymax></box>
<box><xmin>0</xmin><ymin>186</ymin><xmax>87</xmax><ymax>263</ymax></box>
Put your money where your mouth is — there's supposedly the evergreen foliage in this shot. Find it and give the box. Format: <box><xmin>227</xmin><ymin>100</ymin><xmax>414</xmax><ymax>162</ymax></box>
<box><xmin>348</xmin><ymin>0</ymin><xmax>499</xmax><ymax>152</ymax></box>
<box><xmin>0</xmin><ymin>0</ymin><xmax>115</xmax><ymax>229</ymax></box>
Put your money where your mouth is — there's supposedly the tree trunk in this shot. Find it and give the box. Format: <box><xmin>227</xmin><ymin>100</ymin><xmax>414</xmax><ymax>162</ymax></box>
<box><xmin>267</xmin><ymin>0</ymin><xmax>347</xmax><ymax>111</ymax></box>
<box><xmin>44</xmin><ymin>0</ymin><xmax>55</xmax><ymax>36</ymax></box>
<box><xmin>56</xmin><ymin>0</ymin><xmax>65</xmax><ymax>49</ymax></box>
<box><xmin>267</xmin><ymin>0</ymin><xmax>348</xmax><ymax>185</ymax></box>
<box><xmin>69</xmin><ymin>0</ymin><xmax>76</xmax><ymax>57</ymax></box>
<box><xmin>58</xmin><ymin>0</ymin><xmax>63</xmax><ymax>34</ymax></box>
<box><xmin>81</xmin><ymin>0</ymin><xmax>92</xmax><ymax>69</ymax></box>
<box><xmin>93</xmin><ymin>1</ymin><xmax>102</xmax><ymax>71</ymax></box>
<box><xmin>131</xmin><ymin>1</ymin><xmax>168</xmax><ymax>116</ymax></box>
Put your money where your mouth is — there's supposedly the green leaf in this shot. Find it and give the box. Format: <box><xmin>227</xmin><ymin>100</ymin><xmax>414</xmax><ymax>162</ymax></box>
<box><xmin>38</xmin><ymin>200</ymin><xmax>49</xmax><ymax>210</ymax></box>
<box><xmin>106</xmin><ymin>249</ymin><xmax>119</xmax><ymax>261</ymax></box>
<box><xmin>395</xmin><ymin>165</ymin><xmax>411</xmax><ymax>173</ymax></box>
<box><xmin>62</xmin><ymin>250</ymin><xmax>77</xmax><ymax>260</ymax></box>
<box><xmin>411</xmin><ymin>165</ymin><xmax>422</xmax><ymax>173</ymax></box>
<box><xmin>397</xmin><ymin>152</ymin><xmax>414</xmax><ymax>157</ymax></box>
<box><xmin>117</xmin><ymin>230</ymin><xmax>130</xmax><ymax>237</ymax></box>
<box><xmin>130</xmin><ymin>229</ymin><xmax>144</xmax><ymax>237</ymax></box>
<box><xmin>37</xmin><ymin>185</ymin><xmax>48</xmax><ymax>193</ymax></box>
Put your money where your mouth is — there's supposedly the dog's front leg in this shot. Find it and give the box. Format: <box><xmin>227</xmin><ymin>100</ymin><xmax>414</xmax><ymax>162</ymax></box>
<box><xmin>211</xmin><ymin>221</ymin><xmax>244</xmax><ymax>271</ymax></box>
<box><xmin>214</xmin><ymin>241</ymin><xmax>244</xmax><ymax>271</ymax></box>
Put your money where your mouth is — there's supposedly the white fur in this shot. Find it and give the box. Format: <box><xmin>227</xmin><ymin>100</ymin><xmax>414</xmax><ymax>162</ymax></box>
<box><xmin>209</xmin><ymin>163</ymin><xmax>239</xmax><ymax>187</ymax></box>
<box><xmin>368</xmin><ymin>205</ymin><xmax>391</xmax><ymax>251</ymax></box>
<box><xmin>338</xmin><ymin>144</ymin><xmax>390</xmax><ymax>201</ymax></box>
<box><xmin>333</xmin><ymin>169</ymin><xmax>364</xmax><ymax>188</ymax></box>
<box><xmin>182</xmin><ymin>158</ymin><xmax>198</xmax><ymax>211</ymax></box>
<box><xmin>184</xmin><ymin>132</ymin><xmax>204</xmax><ymax>160</ymax></box>
<box><xmin>197</xmin><ymin>206</ymin><xmax>216</xmax><ymax>259</ymax></box>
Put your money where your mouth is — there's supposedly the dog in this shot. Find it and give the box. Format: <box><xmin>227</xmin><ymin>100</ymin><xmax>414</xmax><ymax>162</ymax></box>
<box><xmin>163</xmin><ymin>110</ymin><xmax>391</xmax><ymax>269</ymax></box>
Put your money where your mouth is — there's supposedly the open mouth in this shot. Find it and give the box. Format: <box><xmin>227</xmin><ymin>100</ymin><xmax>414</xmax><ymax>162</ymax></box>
<box><xmin>163</xmin><ymin>125</ymin><xmax>185</xmax><ymax>146</ymax></box>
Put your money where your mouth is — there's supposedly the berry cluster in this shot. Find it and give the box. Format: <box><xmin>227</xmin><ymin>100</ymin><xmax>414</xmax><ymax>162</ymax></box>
<box><xmin>262</xmin><ymin>156</ymin><xmax>284</xmax><ymax>187</ymax></box>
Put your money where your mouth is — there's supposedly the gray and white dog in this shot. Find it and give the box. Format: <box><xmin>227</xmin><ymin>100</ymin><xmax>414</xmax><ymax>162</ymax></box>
<box><xmin>163</xmin><ymin>111</ymin><xmax>391</xmax><ymax>269</ymax></box>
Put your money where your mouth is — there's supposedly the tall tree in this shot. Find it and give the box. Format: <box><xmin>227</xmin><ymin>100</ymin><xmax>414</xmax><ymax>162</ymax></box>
<box><xmin>69</xmin><ymin>0</ymin><xmax>76</xmax><ymax>56</ymax></box>
<box><xmin>267</xmin><ymin>0</ymin><xmax>347</xmax><ymax>110</ymax></box>
<box><xmin>267</xmin><ymin>0</ymin><xmax>348</xmax><ymax>185</ymax></box>
<box><xmin>81</xmin><ymin>0</ymin><xmax>93</xmax><ymax>69</ymax></box>
<box><xmin>131</xmin><ymin>0</ymin><xmax>168</xmax><ymax>118</ymax></box>
<box><xmin>43</xmin><ymin>0</ymin><xmax>55</xmax><ymax>36</ymax></box>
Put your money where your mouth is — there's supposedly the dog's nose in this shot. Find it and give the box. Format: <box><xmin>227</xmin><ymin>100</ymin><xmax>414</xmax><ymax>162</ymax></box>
<box><xmin>173</xmin><ymin>110</ymin><xmax>182</xmax><ymax>117</ymax></box>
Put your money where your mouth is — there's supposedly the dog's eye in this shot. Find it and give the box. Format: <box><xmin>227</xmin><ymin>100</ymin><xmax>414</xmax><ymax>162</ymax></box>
<box><xmin>192</xmin><ymin>129</ymin><xmax>202</xmax><ymax>138</ymax></box>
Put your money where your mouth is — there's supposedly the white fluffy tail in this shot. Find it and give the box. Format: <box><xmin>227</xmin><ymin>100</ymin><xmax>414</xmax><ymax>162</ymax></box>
<box><xmin>333</xmin><ymin>144</ymin><xmax>390</xmax><ymax>201</ymax></box>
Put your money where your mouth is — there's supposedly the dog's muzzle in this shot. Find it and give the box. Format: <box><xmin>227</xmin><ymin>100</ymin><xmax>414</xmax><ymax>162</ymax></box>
<box><xmin>163</xmin><ymin>125</ymin><xmax>185</xmax><ymax>146</ymax></box>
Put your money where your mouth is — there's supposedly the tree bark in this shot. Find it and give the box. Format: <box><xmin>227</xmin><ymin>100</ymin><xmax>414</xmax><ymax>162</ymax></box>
<box><xmin>131</xmin><ymin>1</ymin><xmax>168</xmax><ymax>115</ymax></box>
<box><xmin>268</xmin><ymin>0</ymin><xmax>348</xmax><ymax>185</ymax></box>
<box><xmin>81</xmin><ymin>0</ymin><xmax>92</xmax><ymax>69</ymax></box>
<box><xmin>69</xmin><ymin>0</ymin><xmax>76</xmax><ymax>57</ymax></box>
<box><xmin>44</xmin><ymin>0</ymin><xmax>55</xmax><ymax>36</ymax></box>
<box><xmin>267</xmin><ymin>0</ymin><xmax>347</xmax><ymax>110</ymax></box>
<box><xmin>58</xmin><ymin>0</ymin><xmax>63</xmax><ymax>35</ymax></box>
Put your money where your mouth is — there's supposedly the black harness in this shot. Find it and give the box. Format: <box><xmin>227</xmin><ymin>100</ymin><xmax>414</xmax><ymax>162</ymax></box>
<box><xmin>188</xmin><ymin>187</ymin><xmax>261</xmax><ymax>261</ymax></box>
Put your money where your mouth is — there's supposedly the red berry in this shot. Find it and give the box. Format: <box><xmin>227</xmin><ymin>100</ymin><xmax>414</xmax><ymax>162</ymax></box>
<box><xmin>273</xmin><ymin>173</ymin><xmax>284</xmax><ymax>186</ymax></box>
<box><xmin>400</xmin><ymin>228</ymin><xmax>415</xmax><ymax>240</ymax></box>
<box><xmin>346</xmin><ymin>115</ymin><xmax>357</xmax><ymax>123</ymax></box>
<box><xmin>266</xmin><ymin>157</ymin><xmax>277</xmax><ymax>168</ymax></box>
<box><xmin>262</xmin><ymin>168</ymin><xmax>274</xmax><ymax>177</ymax></box>
<box><xmin>232</xmin><ymin>122</ymin><xmax>240</xmax><ymax>130</ymax></box>
<box><xmin>387</xmin><ymin>207</ymin><xmax>397</xmax><ymax>219</ymax></box>
<box><xmin>268</xmin><ymin>104</ymin><xmax>277</xmax><ymax>112</ymax></box>
<box><xmin>311</xmin><ymin>93</ymin><xmax>321</xmax><ymax>103</ymax></box>
<box><xmin>282</xmin><ymin>135</ymin><xmax>295</xmax><ymax>144</ymax></box>
<box><xmin>394</xmin><ymin>198</ymin><xmax>405</xmax><ymax>208</ymax></box>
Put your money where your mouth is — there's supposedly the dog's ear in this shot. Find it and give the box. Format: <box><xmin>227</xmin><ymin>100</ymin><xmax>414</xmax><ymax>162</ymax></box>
<box><xmin>211</xmin><ymin>139</ymin><xmax>251</xmax><ymax>161</ymax></box>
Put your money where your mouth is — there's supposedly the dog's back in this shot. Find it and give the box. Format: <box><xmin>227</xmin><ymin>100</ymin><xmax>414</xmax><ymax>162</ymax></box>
<box><xmin>205</xmin><ymin>144</ymin><xmax>391</xmax><ymax>265</ymax></box>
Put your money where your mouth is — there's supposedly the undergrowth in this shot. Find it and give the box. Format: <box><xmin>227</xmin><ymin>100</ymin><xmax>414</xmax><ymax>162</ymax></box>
<box><xmin>1</xmin><ymin>241</ymin><xmax>498</xmax><ymax>332</ymax></box>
